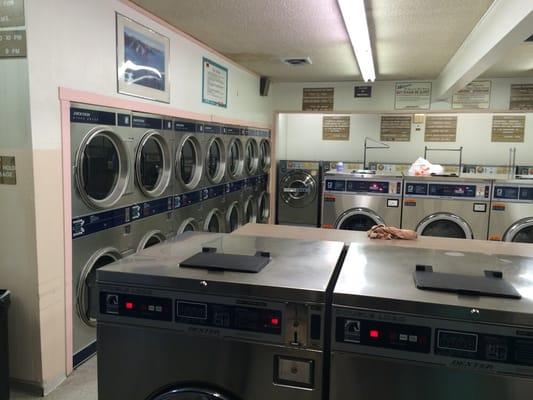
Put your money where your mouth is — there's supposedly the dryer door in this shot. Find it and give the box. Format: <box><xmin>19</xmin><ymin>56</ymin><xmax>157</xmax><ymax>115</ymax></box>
<box><xmin>280</xmin><ymin>171</ymin><xmax>317</xmax><ymax>208</ymax></box>
<box><xmin>243</xmin><ymin>195</ymin><xmax>257</xmax><ymax>224</ymax></box>
<box><xmin>205</xmin><ymin>137</ymin><xmax>226</xmax><ymax>184</ymax></box>
<box><xmin>150</xmin><ymin>387</ymin><xmax>237</xmax><ymax>400</ymax></box>
<box><xmin>137</xmin><ymin>230</ymin><xmax>166</xmax><ymax>252</ymax></box>
<box><xmin>177</xmin><ymin>135</ymin><xmax>203</xmax><ymax>190</ymax></box>
<box><xmin>177</xmin><ymin>217</ymin><xmax>199</xmax><ymax>234</ymax></box>
<box><xmin>76</xmin><ymin>248</ymin><xmax>122</xmax><ymax>327</ymax></box>
<box><xmin>504</xmin><ymin>218</ymin><xmax>533</xmax><ymax>243</ymax></box>
<box><xmin>204</xmin><ymin>209</ymin><xmax>225</xmax><ymax>232</ymax></box>
<box><xmin>335</xmin><ymin>208</ymin><xmax>385</xmax><ymax>231</ymax></box>
<box><xmin>226</xmin><ymin>201</ymin><xmax>242</xmax><ymax>233</ymax></box>
<box><xmin>136</xmin><ymin>131</ymin><xmax>171</xmax><ymax>197</ymax></box>
<box><xmin>259</xmin><ymin>139</ymin><xmax>271</xmax><ymax>172</ymax></box>
<box><xmin>416</xmin><ymin>213</ymin><xmax>473</xmax><ymax>239</ymax></box>
<box><xmin>257</xmin><ymin>192</ymin><xmax>270</xmax><ymax>223</ymax></box>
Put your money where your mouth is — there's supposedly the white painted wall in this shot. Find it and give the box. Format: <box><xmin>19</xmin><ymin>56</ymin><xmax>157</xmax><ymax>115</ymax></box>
<box><xmin>273</xmin><ymin>79</ymin><xmax>533</xmax><ymax>166</ymax></box>
<box><xmin>16</xmin><ymin>0</ymin><xmax>272</xmax><ymax>390</ymax></box>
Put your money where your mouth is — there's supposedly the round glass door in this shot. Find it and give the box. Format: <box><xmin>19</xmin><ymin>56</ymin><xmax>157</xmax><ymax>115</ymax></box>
<box><xmin>257</xmin><ymin>192</ymin><xmax>270</xmax><ymax>223</ymax></box>
<box><xmin>336</xmin><ymin>208</ymin><xmax>384</xmax><ymax>231</ymax></box>
<box><xmin>204</xmin><ymin>209</ymin><xmax>224</xmax><ymax>232</ymax></box>
<box><xmin>178</xmin><ymin>218</ymin><xmax>198</xmax><ymax>234</ymax></box>
<box><xmin>136</xmin><ymin>132</ymin><xmax>171</xmax><ymax>197</ymax></box>
<box><xmin>280</xmin><ymin>172</ymin><xmax>316</xmax><ymax>207</ymax></box>
<box><xmin>150</xmin><ymin>387</ymin><xmax>236</xmax><ymax>400</ymax></box>
<box><xmin>137</xmin><ymin>230</ymin><xmax>166</xmax><ymax>252</ymax></box>
<box><xmin>177</xmin><ymin>135</ymin><xmax>203</xmax><ymax>189</ymax></box>
<box><xmin>77</xmin><ymin>248</ymin><xmax>121</xmax><ymax>327</ymax></box>
<box><xmin>227</xmin><ymin>138</ymin><xmax>244</xmax><ymax>178</ymax></box>
<box><xmin>244</xmin><ymin>139</ymin><xmax>259</xmax><ymax>175</ymax></box>
<box><xmin>226</xmin><ymin>202</ymin><xmax>241</xmax><ymax>232</ymax></box>
<box><xmin>417</xmin><ymin>213</ymin><xmax>472</xmax><ymax>239</ymax></box>
<box><xmin>206</xmin><ymin>137</ymin><xmax>226</xmax><ymax>184</ymax></box>
<box><xmin>504</xmin><ymin>218</ymin><xmax>533</xmax><ymax>243</ymax></box>
<box><xmin>77</xmin><ymin>129</ymin><xmax>129</xmax><ymax>209</ymax></box>
<box><xmin>259</xmin><ymin>139</ymin><xmax>271</xmax><ymax>172</ymax></box>
<box><xmin>243</xmin><ymin>195</ymin><xmax>257</xmax><ymax>224</ymax></box>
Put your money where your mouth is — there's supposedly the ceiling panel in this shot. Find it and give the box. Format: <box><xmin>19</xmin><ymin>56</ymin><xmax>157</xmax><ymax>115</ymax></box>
<box><xmin>482</xmin><ymin>43</ymin><xmax>533</xmax><ymax>78</ymax></box>
<box><xmin>131</xmin><ymin>0</ymin><xmax>510</xmax><ymax>82</ymax></box>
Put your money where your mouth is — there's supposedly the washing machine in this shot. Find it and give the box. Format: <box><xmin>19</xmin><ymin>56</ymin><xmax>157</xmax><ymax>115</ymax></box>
<box><xmin>174</xmin><ymin>118</ymin><xmax>204</xmax><ymax>195</ymax></box>
<box><xmin>321</xmin><ymin>172</ymin><xmax>403</xmax><ymax>231</ymax></box>
<box><xmin>133</xmin><ymin>212</ymin><xmax>175</xmax><ymax>253</ymax></box>
<box><xmin>257</xmin><ymin>129</ymin><xmax>272</xmax><ymax>176</ymax></box>
<box><xmin>516</xmin><ymin>165</ymin><xmax>533</xmax><ymax>178</ymax></box>
<box><xmin>402</xmin><ymin>176</ymin><xmax>491</xmax><ymax>239</ymax></box>
<box><xmin>70</xmin><ymin>104</ymin><xmax>135</xmax><ymax>218</ymax></box>
<box><xmin>97</xmin><ymin>232</ymin><xmax>346</xmax><ymax>400</ymax></box>
<box><xmin>71</xmin><ymin>208</ymin><xmax>135</xmax><ymax>367</ymax></box>
<box><xmin>174</xmin><ymin>189</ymin><xmax>204</xmax><ymax>234</ymax></box>
<box><xmin>277</xmin><ymin>160</ymin><xmax>322</xmax><ymax>227</ymax></box>
<box><xmin>242</xmin><ymin>175</ymin><xmax>260</xmax><ymax>225</ymax></box>
<box><xmin>488</xmin><ymin>179</ymin><xmax>533</xmax><ymax>242</ymax></box>
<box><xmin>257</xmin><ymin>173</ymin><xmax>271</xmax><ymax>224</ymax></box>
<box><xmin>222</xmin><ymin>180</ymin><xmax>243</xmax><ymax>233</ymax></box>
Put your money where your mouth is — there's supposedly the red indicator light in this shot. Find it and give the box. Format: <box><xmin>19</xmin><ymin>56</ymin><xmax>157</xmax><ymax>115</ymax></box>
<box><xmin>125</xmin><ymin>302</ymin><xmax>134</xmax><ymax>310</ymax></box>
<box><xmin>370</xmin><ymin>330</ymin><xmax>380</xmax><ymax>338</ymax></box>
<box><xmin>270</xmin><ymin>318</ymin><xmax>280</xmax><ymax>326</ymax></box>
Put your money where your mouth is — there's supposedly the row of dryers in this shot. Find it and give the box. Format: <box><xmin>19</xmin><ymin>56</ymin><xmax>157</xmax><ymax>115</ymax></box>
<box><xmin>96</xmin><ymin>232</ymin><xmax>533</xmax><ymax>400</ymax></box>
<box><xmin>70</xmin><ymin>104</ymin><xmax>272</xmax><ymax>367</ymax></box>
<box><xmin>276</xmin><ymin>161</ymin><xmax>533</xmax><ymax>243</ymax></box>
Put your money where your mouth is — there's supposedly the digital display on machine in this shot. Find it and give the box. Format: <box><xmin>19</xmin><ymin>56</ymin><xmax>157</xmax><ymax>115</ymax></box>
<box><xmin>437</xmin><ymin>330</ymin><xmax>478</xmax><ymax>352</ymax></box>
<box><xmin>519</xmin><ymin>187</ymin><xmax>533</xmax><ymax>201</ymax></box>
<box><xmin>405</xmin><ymin>183</ymin><xmax>428</xmax><ymax>196</ymax></box>
<box><xmin>176</xmin><ymin>300</ymin><xmax>282</xmax><ymax>335</ymax></box>
<box><xmin>346</xmin><ymin>181</ymin><xmax>389</xmax><ymax>193</ymax></box>
<box><xmin>494</xmin><ymin>186</ymin><xmax>519</xmax><ymax>200</ymax></box>
<box><xmin>429</xmin><ymin>184</ymin><xmax>476</xmax><ymax>198</ymax></box>
<box><xmin>325</xmin><ymin>179</ymin><xmax>346</xmax><ymax>192</ymax></box>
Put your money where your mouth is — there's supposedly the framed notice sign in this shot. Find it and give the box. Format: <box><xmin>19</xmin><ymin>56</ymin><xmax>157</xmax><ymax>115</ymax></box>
<box><xmin>491</xmin><ymin>115</ymin><xmax>525</xmax><ymax>143</ymax></box>
<box><xmin>302</xmin><ymin>88</ymin><xmax>334</xmax><ymax>111</ymax></box>
<box><xmin>202</xmin><ymin>57</ymin><xmax>228</xmax><ymax>108</ymax></box>
<box><xmin>395</xmin><ymin>82</ymin><xmax>432</xmax><ymax>110</ymax></box>
<box><xmin>0</xmin><ymin>155</ymin><xmax>16</xmax><ymax>185</ymax></box>
<box><xmin>116</xmin><ymin>13</ymin><xmax>170</xmax><ymax>103</ymax></box>
<box><xmin>323</xmin><ymin>116</ymin><xmax>350</xmax><ymax>140</ymax></box>
<box><xmin>425</xmin><ymin>116</ymin><xmax>457</xmax><ymax>142</ymax></box>
<box><xmin>452</xmin><ymin>80</ymin><xmax>491</xmax><ymax>109</ymax></box>
<box><xmin>0</xmin><ymin>0</ymin><xmax>24</xmax><ymax>28</ymax></box>
<box><xmin>510</xmin><ymin>84</ymin><xmax>533</xmax><ymax>110</ymax></box>
<box><xmin>380</xmin><ymin>116</ymin><xmax>412</xmax><ymax>141</ymax></box>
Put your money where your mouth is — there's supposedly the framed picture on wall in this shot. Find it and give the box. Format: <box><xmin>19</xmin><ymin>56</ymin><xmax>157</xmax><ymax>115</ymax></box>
<box><xmin>116</xmin><ymin>13</ymin><xmax>170</xmax><ymax>103</ymax></box>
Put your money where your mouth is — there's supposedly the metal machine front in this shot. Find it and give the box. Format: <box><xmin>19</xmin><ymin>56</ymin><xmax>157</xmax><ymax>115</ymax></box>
<box><xmin>402</xmin><ymin>178</ymin><xmax>491</xmax><ymax>240</ymax></box>
<box><xmin>321</xmin><ymin>174</ymin><xmax>403</xmax><ymax>231</ymax></box>
<box><xmin>489</xmin><ymin>182</ymin><xmax>533</xmax><ymax>243</ymax></box>
<box><xmin>331</xmin><ymin>307</ymin><xmax>533</xmax><ymax>400</ymax></box>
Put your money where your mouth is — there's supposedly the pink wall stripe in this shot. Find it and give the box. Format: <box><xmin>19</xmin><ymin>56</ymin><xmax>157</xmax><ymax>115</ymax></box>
<box><xmin>119</xmin><ymin>0</ymin><xmax>260</xmax><ymax>79</ymax></box>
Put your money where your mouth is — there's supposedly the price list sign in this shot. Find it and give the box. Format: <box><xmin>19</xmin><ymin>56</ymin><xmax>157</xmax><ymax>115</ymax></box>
<box><xmin>380</xmin><ymin>116</ymin><xmax>412</xmax><ymax>142</ymax></box>
<box><xmin>0</xmin><ymin>29</ymin><xmax>26</xmax><ymax>58</ymax></box>
<box><xmin>491</xmin><ymin>115</ymin><xmax>526</xmax><ymax>143</ymax></box>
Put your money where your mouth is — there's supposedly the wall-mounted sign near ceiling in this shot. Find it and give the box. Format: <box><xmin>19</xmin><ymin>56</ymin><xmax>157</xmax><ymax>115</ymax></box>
<box><xmin>452</xmin><ymin>80</ymin><xmax>491</xmax><ymax>109</ymax></box>
<box><xmin>491</xmin><ymin>115</ymin><xmax>526</xmax><ymax>142</ymax></box>
<box><xmin>302</xmin><ymin>87</ymin><xmax>334</xmax><ymax>111</ymax></box>
<box><xmin>323</xmin><ymin>116</ymin><xmax>350</xmax><ymax>141</ymax></box>
<box><xmin>354</xmin><ymin>85</ymin><xmax>372</xmax><ymax>98</ymax></box>
<box><xmin>0</xmin><ymin>29</ymin><xmax>26</xmax><ymax>58</ymax></box>
<box><xmin>394</xmin><ymin>82</ymin><xmax>432</xmax><ymax>110</ymax></box>
<box><xmin>425</xmin><ymin>116</ymin><xmax>457</xmax><ymax>142</ymax></box>
<box><xmin>510</xmin><ymin>84</ymin><xmax>533</xmax><ymax>111</ymax></box>
<box><xmin>380</xmin><ymin>115</ymin><xmax>412</xmax><ymax>141</ymax></box>
<box><xmin>0</xmin><ymin>0</ymin><xmax>24</xmax><ymax>28</ymax></box>
<box><xmin>202</xmin><ymin>57</ymin><xmax>228</xmax><ymax>108</ymax></box>
<box><xmin>0</xmin><ymin>155</ymin><xmax>16</xmax><ymax>185</ymax></box>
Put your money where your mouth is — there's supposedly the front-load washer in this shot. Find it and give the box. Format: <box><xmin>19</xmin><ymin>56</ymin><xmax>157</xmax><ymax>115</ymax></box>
<box><xmin>174</xmin><ymin>118</ymin><xmax>204</xmax><ymax>195</ymax></box>
<box><xmin>71</xmin><ymin>210</ymin><xmax>135</xmax><ymax>367</ymax></box>
<box><xmin>321</xmin><ymin>172</ymin><xmax>403</xmax><ymax>231</ymax></box>
<box><xmin>277</xmin><ymin>160</ymin><xmax>322</xmax><ymax>227</ymax></box>
<box><xmin>488</xmin><ymin>179</ymin><xmax>533</xmax><ymax>243</ymax></box>
<box><xmin>97</xmin><ymin>232</ymin><xmax>346</xmax><ymax>400</ymax></box>
<box><xmin>131</xmin><ymin>112</ymin><xmax>174</xmax><ymax>203</ymax></box>
<box><xmin>70</xmin><ymin>104</ymin><xmax>135</xmax><ymax>218</ymax></box>
<box><xmin>257</xmin><ymin>173</ymin><xmax>270</xmax><ymax>224</ymax></box>
<box><xmin>402</xmin><ymin>176</ymin><xmax>491</xmax><ymax>239</ymax></box>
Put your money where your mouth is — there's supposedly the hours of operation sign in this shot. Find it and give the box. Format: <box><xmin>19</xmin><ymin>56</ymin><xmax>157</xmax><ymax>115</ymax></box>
<box><xmin>0</xmin><ymin>29</ymin><xmax>26</xmax><ymax>58</ymax></box>
<box><xmin>491</xmin><ymin>115</ymin><xmax>526</xmax><ymax>143</ymax></box>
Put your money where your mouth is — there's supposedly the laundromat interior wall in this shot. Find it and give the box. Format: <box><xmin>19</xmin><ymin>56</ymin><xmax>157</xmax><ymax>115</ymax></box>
<box><xmin>2</xmin><ymin>0</ymin><xmax>272</xmax><ymax>393</ymax></box>
<box><xmin>273</xmin><ymin>79</ymin><xmax>533</xmax><ymax>166</ymax></box>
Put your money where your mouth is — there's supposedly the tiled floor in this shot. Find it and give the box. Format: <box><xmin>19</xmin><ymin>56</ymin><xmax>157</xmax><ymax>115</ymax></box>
<box><xmin>11</xmin><ymin>357</ymin><xmax>97</xmax><ymax>399</ymax></box>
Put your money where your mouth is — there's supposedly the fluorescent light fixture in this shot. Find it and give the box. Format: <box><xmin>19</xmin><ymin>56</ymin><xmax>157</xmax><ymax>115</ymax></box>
<box><xmin>337</xmin><ymin>0</ymin><xmax>376</xmax><ymax>82</ymax></box>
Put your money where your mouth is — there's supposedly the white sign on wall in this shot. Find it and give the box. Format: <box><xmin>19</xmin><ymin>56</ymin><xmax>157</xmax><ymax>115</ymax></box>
<box><xmin>394</xmin><ymin>82</ymin><xmax>432</xmax><ymax>110</ymax></box>
<box><xmin>202</xmin><ymin>57</ymin><xmax>228</xmax><ymax>108</ymax></box>
<box><xmin>452</xmin><ymin>80</ymin><xmax>491</xmax><ymax>109</ymax></box>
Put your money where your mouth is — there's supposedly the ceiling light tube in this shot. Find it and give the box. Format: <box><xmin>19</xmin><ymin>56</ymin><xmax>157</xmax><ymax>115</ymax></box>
<box><xmin>337</xmin><ymin>0</ymin><xmax>376</xmax><ymax>82</ymax></box>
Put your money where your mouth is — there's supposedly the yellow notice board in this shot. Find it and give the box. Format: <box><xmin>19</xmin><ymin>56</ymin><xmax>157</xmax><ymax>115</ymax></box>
<box><xmin>323</xmin><ymin>116</ymin><xmax>350</xmax><ymax>141</ymax></box>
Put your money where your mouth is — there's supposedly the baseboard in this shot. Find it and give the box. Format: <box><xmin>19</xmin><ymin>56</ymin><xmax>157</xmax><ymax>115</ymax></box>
<box><xmin>11</xmin><ymin>373</ymin><xmax>66</xmax><ymax>397</ymax></box>
<box><xmin>42</xmin><ymin>374</ymin><xmax>66</xmax><ymax>396</ymax></box>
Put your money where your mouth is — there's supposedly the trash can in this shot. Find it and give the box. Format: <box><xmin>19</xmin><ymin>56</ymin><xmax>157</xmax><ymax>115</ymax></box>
<box><xmin>0</xmin><ymin>290</ymin><xmax>10</xmax><ymax>400</ymax></box>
